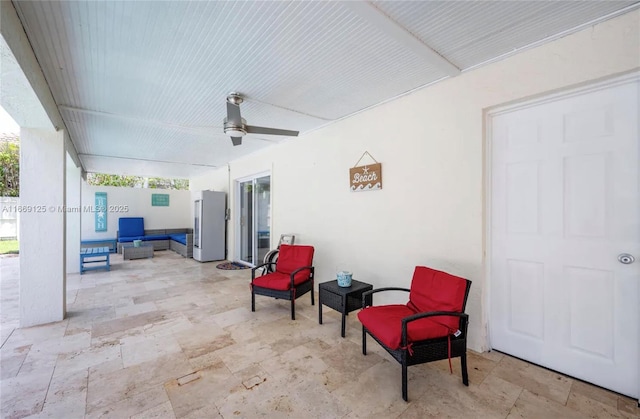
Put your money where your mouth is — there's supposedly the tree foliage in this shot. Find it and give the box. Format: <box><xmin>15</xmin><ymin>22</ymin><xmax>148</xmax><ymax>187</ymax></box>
<box><xmin>87</xmin><ymin>173</ymin><xmax>189</xmax><ymax>190</ymax></box>
<box><xmin>0</xmin><ymin>139</ymin><xmax>19</xmax><ymax>197</ymax></box>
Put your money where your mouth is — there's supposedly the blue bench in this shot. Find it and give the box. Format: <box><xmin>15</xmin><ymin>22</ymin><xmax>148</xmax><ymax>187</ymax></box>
<box><xmin>81</xmin><ymin>238</ymin><xmax>117</xmax><ymax>253</ymax></box>
<box><xmin>80</xmin><ymin>246</ymin><xmax>111</xmax><ymax>274</ymax></box>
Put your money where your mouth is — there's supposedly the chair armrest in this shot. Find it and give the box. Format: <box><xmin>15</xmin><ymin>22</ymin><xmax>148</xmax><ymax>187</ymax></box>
<box><xmin>401</xmin><ymin>311</ymin><xmax>469</xmax><ymax>347</ymax></box>
<box><xmin>290</xmin><ymin>266</ymin><xmax>314</xmax><ymax>287</ymax></box>
<box><xmin>362</xmin><ymin>287</ymin><xmax>410</xmax><ymax>308</ymax></box>
<box><xmin>251</xmin><ymin>262</ymin><xmax>276</xmax><ymax>280</ymax></box>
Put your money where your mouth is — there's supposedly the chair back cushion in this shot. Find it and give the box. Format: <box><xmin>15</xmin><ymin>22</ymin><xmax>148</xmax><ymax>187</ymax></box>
<box><xmin>275</xmin><ymin>244</ymin><xmax>314</xmax><ymax>276</ymax></box>
<box><xmin>407</xmin><ymin>266</ymin><xmax>468</xmax><ymax>331</ymax></box>
<box><xmin>119</xmin><ymin>217</ymin><xmax>144</xmax><ymax>237</ymax></box>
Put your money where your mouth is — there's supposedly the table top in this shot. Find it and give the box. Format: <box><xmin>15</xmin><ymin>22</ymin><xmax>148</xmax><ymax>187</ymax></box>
<box><xmin>121</xmin><ymin>242</ymin><xmax>154</xmax><ymax>249</ymax></box>
<box><xmin>81</xmin><ymin>247</ymin><xmax>110</xmax><ymax>255</ymax></box>
<box><xmin>319</xmin><ymin>279</ymin><xmax>372</xmax><ymax>294</ymax></box>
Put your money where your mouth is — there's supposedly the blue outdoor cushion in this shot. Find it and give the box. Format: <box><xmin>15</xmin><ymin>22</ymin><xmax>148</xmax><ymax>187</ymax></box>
<box><xmin>169</xmin><ymin>234</ymin><xmax>187</xmax><ymax>245</ymax></box>
<box><xmin>142</xmin><ymin>234</ymin><xmax>169</xmax><ymax>241</ymax></box>
<box><xmin>117</xmin><ymin>236</ymin><xmax>144</xmax><ymax>243</ymax></box>
<box><xmin>119</xmin><ymin>217</ymin><xmax>144</xmax><ymax>237</ymax></box>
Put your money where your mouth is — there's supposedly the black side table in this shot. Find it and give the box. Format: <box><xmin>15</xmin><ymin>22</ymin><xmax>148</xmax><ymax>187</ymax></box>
<box><xmin>319</xmin><ymin>279</ymin><xmax>373</xmax><ymax>337</ymax></box>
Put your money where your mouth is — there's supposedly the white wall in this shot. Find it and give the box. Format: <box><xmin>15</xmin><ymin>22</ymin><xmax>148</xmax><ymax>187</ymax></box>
<box><xmin>81</xmin><ymin>183</ymin><xmax>192</xmax><ymax>240</ymax></box>
<box><xmin>189</xmin><ymin>168</ymin><xmax>229</xmax><ymax>193</ymax></box>
<box><xmin>197</xmin><ymin>10</ymin><xmax>639</xmax><ymax>352</ymax></box>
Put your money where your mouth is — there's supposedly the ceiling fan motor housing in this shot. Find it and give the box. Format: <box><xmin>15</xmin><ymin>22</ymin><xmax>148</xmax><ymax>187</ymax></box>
<box><xmin>224</xmin><ymin>117</ymin><xmax>247</xmax><ymax>137</ymax></box>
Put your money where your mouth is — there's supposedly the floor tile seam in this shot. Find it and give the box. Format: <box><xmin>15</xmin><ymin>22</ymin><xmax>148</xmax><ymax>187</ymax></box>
<box><xmin>505</xmin><ymin>386</ymin><xmax>525</xmax><ymax>418</ymax></box>
<box><xmin>0</xmin><ymin>326</ymin><xmax>16</xmax><ymax>349</ymax></box>
<box><xmin>38</xmin><ymin>361</ymin><xmax>58</xmax><ymax>416</ymax></box>
<box><xmin>163</xmin><ymin>384</ymin><xmax>180</xmax><ymax>419</ymax></box>
<box><xmin>570</xmin><ymin>378</ymin><xmax>630</xmax><ymax>412</ymax></box>
<box><xmin>82</xmin><ymin>367</ymin><xmax>90</xmax><ymax>418</ymax></box>
<box><xmin>476</xmin><ymin>355</ymin><xmax>500</xmax><ymax>387</ymax></box>
<box><xmin>13</xmin><ymin>344</ymin><xmax>30</xmax><ymax>377</ymax></box>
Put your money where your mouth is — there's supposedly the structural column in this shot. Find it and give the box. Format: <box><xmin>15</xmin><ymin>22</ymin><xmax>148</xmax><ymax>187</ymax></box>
<box><xmin>19</xmin><ymin>128</ymin><xmax>66</xmax><ymax>327</ymax></box>
<box><xmin>66</xmin><ymin>151</ymin><xmax>81</xmax><ymax>274</ymax></box>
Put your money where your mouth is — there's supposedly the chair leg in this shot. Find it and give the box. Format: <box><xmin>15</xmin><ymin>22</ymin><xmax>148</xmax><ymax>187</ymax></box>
<box><xmin>311</xmin><ymin>286</ymin><xmax>315</xmax><ymax>306</ymax></box>
<box><xmin>402</xmin><ymin>362</ymin><xmax>408</xmax><ymax>402</ymax></box>
<box><xmin>362</xmin><ymin>327</ymin><xmax>367</xmax><ymax>355</ymax></box>
<box><xmin>251</xmin><ymin>290</ymin><xmax>255</xmax><ymax>312</ymax></box>
<box><xmin>461</xmin><ymin>353</ymin><xmax>469</xmax><ymax>386</ymax></box>
<box><xmin>291</xmin><ymin>297</ymin><xmax>295</xmax><ymax>320</ymax></box>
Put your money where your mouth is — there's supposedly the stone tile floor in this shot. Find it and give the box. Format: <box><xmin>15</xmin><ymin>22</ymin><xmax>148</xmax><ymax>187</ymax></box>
<box><xmin>1</xmin><ymin>252</ymin><xmax>638</xmax><ymax>418</ymax></box>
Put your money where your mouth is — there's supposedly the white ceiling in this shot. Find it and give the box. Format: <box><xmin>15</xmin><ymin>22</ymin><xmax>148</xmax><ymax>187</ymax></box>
<box><xmin>12</xmin><ymin>0</ymin><xmax>639</xmax><ymax>178</ymax></box>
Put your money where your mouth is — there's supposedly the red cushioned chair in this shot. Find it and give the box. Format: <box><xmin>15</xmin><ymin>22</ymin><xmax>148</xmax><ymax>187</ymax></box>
<box><xmin>251</xmin><ymin>244</ymin><xmax>315</xmax><ymax>320</ymax></box>
<box><xmin>358</xmin><ymin>266</ymin><xmax>472</xmax><ymax>401</ymax></box>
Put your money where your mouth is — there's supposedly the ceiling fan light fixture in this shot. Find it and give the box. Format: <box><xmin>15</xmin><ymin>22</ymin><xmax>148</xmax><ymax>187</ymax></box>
<box><xmin>224</xmin><ymin>127</ymin><xmax>246</xmax><ymax>137</ymax></box>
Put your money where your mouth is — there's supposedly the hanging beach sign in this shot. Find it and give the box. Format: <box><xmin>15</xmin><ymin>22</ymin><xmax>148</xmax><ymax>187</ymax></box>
<box><xmin>350</xmin><ymin>151</ymin><xmax>382</xmax><ymax>192</ymax></box>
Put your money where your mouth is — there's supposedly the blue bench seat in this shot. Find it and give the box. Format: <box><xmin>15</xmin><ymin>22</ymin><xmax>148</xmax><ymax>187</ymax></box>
<box><xmin>142</xmin><ymin>234</ymin><xmax>170</xmax><ymax>241</ymax></box>
<box><xmin>168</xmin><ymin>233</ymin><xmax>187</xmax><ymax>245</ymax></box>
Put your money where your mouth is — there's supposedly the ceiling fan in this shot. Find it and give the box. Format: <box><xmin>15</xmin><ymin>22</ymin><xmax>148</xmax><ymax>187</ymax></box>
<box><xmin>224</xmin><ymin>92</ymin><xmax>299</xmax><ymax>146</ymax></box>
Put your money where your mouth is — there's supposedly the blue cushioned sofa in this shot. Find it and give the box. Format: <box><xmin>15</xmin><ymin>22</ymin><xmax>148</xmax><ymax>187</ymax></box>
<box><xmin>117</xmin><ymin>217</ymin><xmax>193</xmax><ymax>258</ymax></box>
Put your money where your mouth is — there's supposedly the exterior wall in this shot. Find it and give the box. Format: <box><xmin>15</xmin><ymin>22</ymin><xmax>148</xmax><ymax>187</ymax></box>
<box><xmin>80</xmin><ymin>183</ymin><xmax>192</xmax><ymax>240</ymax></box>
<box><xmin>207</xmin><ymin>11</ymin><xmax>639</xmax><ymax>352</ymax></box>
<box><xmin>189</xmin><ymin>168</ymin><xmax>229</xmax><ymax>193</ymax></box>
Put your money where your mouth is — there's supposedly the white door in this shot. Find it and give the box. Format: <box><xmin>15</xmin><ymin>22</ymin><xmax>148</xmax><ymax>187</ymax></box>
<box><xmin>489</xmin><ymin>77</ymin><xmax>639</xmax><ymax>398</ymax></box>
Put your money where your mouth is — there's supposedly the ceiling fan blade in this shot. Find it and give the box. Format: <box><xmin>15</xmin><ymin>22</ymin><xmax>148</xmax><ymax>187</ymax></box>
<box><xmin>230</xmin><ymin>136</ymin><xmax>242</xmax><ymax>146</ymax></box>
<box><xmin>245</xmin><ymin>125</ymin><xmax>299</xmax><ymax>137</ymax></box>
<box><xmin>226</xmin><ymin>101</ymin><xmax>242</xmax><ymax>124</ymax></box>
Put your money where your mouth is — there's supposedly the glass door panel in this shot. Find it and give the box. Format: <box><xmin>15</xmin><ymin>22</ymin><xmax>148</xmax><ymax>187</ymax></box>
<box><xmin>239</xmin><ymin>180</ymin><xmax>253</xmax><ymax>264</ymax></box>
<box><xmin>237</xmin><ymin>175</ymin><xmax>271</xmax><ymax>266</ymax></box>
<box><xmin>256</xmin><ymin>175</ymin><xmax>271</xmax><ymax>264</ymax></box>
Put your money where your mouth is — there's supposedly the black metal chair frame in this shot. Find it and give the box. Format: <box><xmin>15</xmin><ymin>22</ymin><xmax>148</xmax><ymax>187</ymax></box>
<box><xmin>251</xmin><ymin>261</ymin><xmax>315</xmax><ymax>320</ymax></box>
<box><xmin>361</xmin><ymin>280</ymin><xmax>472</xmax><ymax>401</ymax></box>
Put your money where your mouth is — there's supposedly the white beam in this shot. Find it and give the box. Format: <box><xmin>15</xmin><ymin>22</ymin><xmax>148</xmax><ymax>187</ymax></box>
<box><xmin>344</xmin><ymin>1</ymin><xmax>460</xmax><ymax>77</ymax></box>
<box><xmin>59</xmin><ymin>105</ymin><xmax>221</xmax><ymax>137</ymax></box>
<box><xmin>77</xmin><ymin>153</ymin><xmax>219</xmax><ymax>169</ymax></box>
<box><xmin>60</xmin><ymin>105</ymin><xmax>282</xmax><ymax>144</ymax></box>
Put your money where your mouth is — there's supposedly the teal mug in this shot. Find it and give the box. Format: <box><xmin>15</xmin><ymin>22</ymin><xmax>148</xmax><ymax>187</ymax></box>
<box><xmin>337</xmin><ymin>271</ymin><xmax>352</xmax><ymax>287</ymax></box>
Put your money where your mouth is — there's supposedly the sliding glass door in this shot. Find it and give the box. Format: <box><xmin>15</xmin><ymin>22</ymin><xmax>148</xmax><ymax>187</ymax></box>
<box><xmin>237</xmin><ymin>174</ymin><xmax>271</xmax><ymax>266</ymax></box>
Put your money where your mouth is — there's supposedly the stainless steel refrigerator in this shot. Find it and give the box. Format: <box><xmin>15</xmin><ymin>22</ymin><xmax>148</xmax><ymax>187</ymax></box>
<box><xmin>193</xmin><ymin>190</ymin><xmax>226</xmax><ymax>262</ymax></box>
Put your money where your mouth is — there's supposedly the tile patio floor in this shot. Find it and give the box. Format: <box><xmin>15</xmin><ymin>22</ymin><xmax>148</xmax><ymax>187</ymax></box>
<box><xmin>1</xmin><ymin>251</ymin><xmax>638</xmax><ymax>418</ymax></box>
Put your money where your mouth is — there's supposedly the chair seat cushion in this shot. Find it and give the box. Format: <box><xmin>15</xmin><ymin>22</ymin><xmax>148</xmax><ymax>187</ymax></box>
<box><xmin>143</xmin><ymin>234</ymin><xmax>170</xmax><ymax>241</ymax></box>
<box><xmin>169</xmin><ymin>234</ymin><xmax>187</xmax><ymax>245</ymax></box>
<box><xmin>118</xmin><ymin>236</ymin><xmax>143</xmax><ymax>243</ymax></box>
<box><xmin>253</xmin><ymin>271</ymin><xmax>310</xmax><ymax>291</ymax></box>
<box><xmin>357</xmin><ymin>304</ymin><xmax>452</xmax><ymax>350</ymax></box>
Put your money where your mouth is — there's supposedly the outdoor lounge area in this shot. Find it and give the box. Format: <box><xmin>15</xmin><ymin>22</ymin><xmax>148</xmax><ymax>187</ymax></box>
<box><xmin>1</xmin><ymin>1</ymin><xmax>639</xmax><ymax>418</ymax></box>
<box><xmin>1</xmin><ymin>252</ymin><xmax>638</xmax><ymax>418</ymax></box>
<box><xmin>116</xmin><ymin>217</ymin><xmax>193</xmax><ymax>258</ymax></box>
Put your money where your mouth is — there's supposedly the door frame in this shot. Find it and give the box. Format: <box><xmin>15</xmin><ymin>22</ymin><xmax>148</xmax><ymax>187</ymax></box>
<box><xmin>234</xmin><ymin>170</ymin><xmax>271</xmax><ymax>267</ymax></box>
<box><xmin>484</xmin><ymin>71</ymin><xmax>639</xmax><ymax>397</ymax></box>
